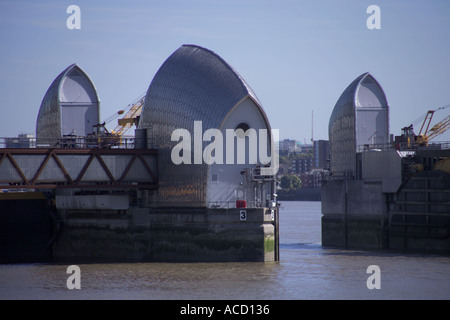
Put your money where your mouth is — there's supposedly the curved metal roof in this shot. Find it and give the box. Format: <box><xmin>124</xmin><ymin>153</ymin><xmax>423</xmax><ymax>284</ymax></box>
<box><xmin>139</xmin><ymin>44</ymin><xmax>267</xmax><ymax>138</ymax></box>
<box><xmin>36</xmin><ymin>63</ymin><xmax>100</xmax><ymax>141</ymax></box>
<box><xmin>328</xmin><ymin>72</ymin><xmax>389</xmax><ymax>174</ymax></box>
<box><xmin>329</xmin><ymin>72</ymin><xmax>388</xmax><ymax>133</ymax></box>
<box><xmin>139</xmin><ymin>44</ymin><xmax>271</xmax><ymax>206</ymax></box>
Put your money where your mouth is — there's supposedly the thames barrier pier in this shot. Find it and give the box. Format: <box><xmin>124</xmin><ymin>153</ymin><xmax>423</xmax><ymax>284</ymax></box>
<box><xmin>0</xmin><ymin>45</ymin><xmax>279</xmax><ymax>263</ymax></box>
<box><xmin>322</xmin><ymin>73</ymin><xmax>450</xmax><ymax>253</ymax></box>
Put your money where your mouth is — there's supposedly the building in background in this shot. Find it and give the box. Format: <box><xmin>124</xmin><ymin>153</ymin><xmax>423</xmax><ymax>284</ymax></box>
<box><xmin>291</xmin><ymin>158</ymin><xmax>313</xmax><ymax>175</ymax></box>
<box><xmin>313</xmin><ymin>139</ymin><xmax>329</xmax><ymax>169</ymax></box>
<box><xmin>4</xmin><ymin>134</ymin><xmax>36</xmax><ymax>148</ymax></box>
<box><xmin>279</xmin><ymin>139</ymin><xmax>299</xmax><ymax>154</ymax></box>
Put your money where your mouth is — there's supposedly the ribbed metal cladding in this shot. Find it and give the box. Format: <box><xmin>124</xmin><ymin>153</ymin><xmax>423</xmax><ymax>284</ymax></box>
<box><xmin>329</xmin><ymin>72</ymin><xmax>389</xmax><ymax>176</ymax></box>
<box><xmin>36</xmin><ymin>69</ymin><xmax>63</xmax><ymax>142</ymax></box>
<box><xmin>139</xmin><ymin>44</ymin><xmax>267</xmax><ymax>207</ymax></box>
<box><xmin>36</xmin><ymin>64</ymin><xmax>100</xmax><ymax>143</ymax></box>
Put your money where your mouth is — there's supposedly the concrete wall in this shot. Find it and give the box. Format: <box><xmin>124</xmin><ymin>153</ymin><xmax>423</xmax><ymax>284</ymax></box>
<box><xmin>321</xmin><ymin>179</ymin><xmax>345</xmax><ymax>215</ymax></box>
<box><xmin>207</xmin><ymin>97</ymin><xmax>274</xmax><ymax>208</ymax></box>
<box><xmin>56</xmin><ymin>195</ymin><xmax>129</xmax><ymax>210</ymax></box>
<box><xmin>347</xmin><ymin>180</ymin><xmax>385</xmax><ymax>216</ymax></box>
<box><xmin>322</xmin><ymin>170</ymin><xmax>449</xmax><ymax>253</ymax></box>
<box><xmin>361</xmin><ymin>150</ymin><xmax>402</xmax><ymax>193</ymax></box>
<box><xmin>322</xmin><ymin>214</ymin><xmax>388</xmax><ymax>249</ymax></box>
<box><xmin>52</xmin><ymin>207</ymin><xmax>277</xmax><ymax>263</ymax></box>
<box><xmin>389</xmin><ymin>170</ymin><xmax>450</xmax><ymax>254</ymax></box>
<box><xmin>321</xmin><ymin>179</ymin><xmax>388</xmax><ymax>249</ymax></box>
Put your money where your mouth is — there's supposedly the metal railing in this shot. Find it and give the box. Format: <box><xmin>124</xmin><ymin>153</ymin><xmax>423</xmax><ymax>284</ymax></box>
<box><xmin>356</xmin><ymin>141</ymin><xmax>450</xmax><ymax>153</ymax></box>
<box><xmin>0</xmin><ymin>136</ymin><xmax>147</xmax><ymax>150</ymax></box>
<box><xmin>207</xmin><ymin>200</ymin><xmax>277</xmax><ymax>209</ymax></box>
<box><xmin>145</xmin><ymin>200</ymin><xmax>277</xmax><ymax>209</ymax></box>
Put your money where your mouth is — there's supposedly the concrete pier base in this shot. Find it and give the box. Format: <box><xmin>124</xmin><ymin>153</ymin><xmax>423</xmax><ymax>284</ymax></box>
<box><xmin>321</xmin><ymin>170</ymin><xmax>450</xmax><ymax>254</ymax></box>
<box><xmin>52</xmin><ymin>207</ymin><xmax>278</xmax><ymax>263</ymax></box>
<box><xmin>321</xmin><ymin>214</ymin><xmax>388</xmax><ymax>249</ymax></box>
<box><xmin>321</xmin><ymin>179</ymin><xmax>389</xmax><ymax>250</ymax></box>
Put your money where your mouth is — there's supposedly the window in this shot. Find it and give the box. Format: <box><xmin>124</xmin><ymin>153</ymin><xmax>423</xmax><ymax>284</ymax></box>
<box><xmin>235</xmin><ymin>122</ymin><xmax>250</xmax><ymax>138</ymax></box>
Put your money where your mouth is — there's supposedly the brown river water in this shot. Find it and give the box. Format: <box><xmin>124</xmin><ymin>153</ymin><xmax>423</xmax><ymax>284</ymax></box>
<box><xmin>0</xmin><ymin>201</ymin><xmax>449</xmax><ymax>300</ymax></box>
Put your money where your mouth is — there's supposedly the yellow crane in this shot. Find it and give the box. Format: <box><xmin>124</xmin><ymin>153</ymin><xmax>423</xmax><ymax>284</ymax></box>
<box><xmin>111</xmin><ymin>93</ymin><xmax>145</xmax><ymax>136</ymax></box>
<box><xmin>415</xmin><ymin>105</ymin><xmax>450</xmax><ymax>145</ymax></box>
<box><xmin>89</xmin><ymin>94</ymin><xmax>145</xmax><ymax>148</ymax></box>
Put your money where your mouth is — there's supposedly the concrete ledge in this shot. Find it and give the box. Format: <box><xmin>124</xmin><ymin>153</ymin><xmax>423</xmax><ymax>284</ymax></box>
<box><xmin>52</xmin><ymin>207</ymin><xmax>278</xmax><ymax>262</ymax></box>
<box><xmin>322</xmin><ymin>214</ymin><xmax>388</xmax><ymax>249</ymax></box>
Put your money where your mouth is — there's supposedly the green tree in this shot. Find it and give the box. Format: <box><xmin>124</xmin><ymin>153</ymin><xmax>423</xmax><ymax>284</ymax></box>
<box><xmin>280</xmin><ymin>175</ymin><xmax>302</xmax><ymax>190</ymax></box>
<box><xmin>290</xmin><ymin>175</ymin><xmax>302</xmax><ymax>189</ymax></box>
<box><xmin>280</xmin><ymin>175</ymin><xmax>292</xmax><ymax>189</ymax></box>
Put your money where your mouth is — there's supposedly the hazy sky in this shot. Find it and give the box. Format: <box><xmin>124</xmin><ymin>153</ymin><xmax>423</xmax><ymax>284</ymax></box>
<box><xmin>1</xmin><ymin>0</ymin><xmax>449</xmax><ymax>142</ymax></box>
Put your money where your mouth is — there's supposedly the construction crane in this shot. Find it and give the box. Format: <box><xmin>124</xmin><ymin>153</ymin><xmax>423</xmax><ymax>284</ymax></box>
<box><xmin>415</xmin><ymin>105</ymin><xmax>450</xmax><ymax>145</ymax></box>
<box><xmin>89</xmin><ymin>93</ymin><xmax>145</xmax><ymax>148</ymax></box>
<box><xmin>111</xmin><ymin>93</ymin><xmax>145</xmax><ymax>136</ymax></box>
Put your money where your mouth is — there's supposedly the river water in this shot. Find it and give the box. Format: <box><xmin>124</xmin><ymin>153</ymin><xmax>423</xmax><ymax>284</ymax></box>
<box><xmin>0</xmin><ymin>201</ymin><xmax>449</xmax><ymax>300</ymax></box>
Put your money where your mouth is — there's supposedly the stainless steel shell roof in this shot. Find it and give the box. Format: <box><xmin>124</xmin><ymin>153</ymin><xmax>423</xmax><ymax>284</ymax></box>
<box><xmin>328</xmin><ymin>72</ymin><xmax>389</xmax><ymax>175</ymax></box>
<box><xmin>36</xmin><ymin>64</ymin><xmax>100</xmax><ymax>141</ymax></box>
<box><xmin>139</xmin><ymin>44</ymin><xmax>271</xmax><ymax>206</ymax></box>
<box><xmin>139</xmin><ymin>44</ymin><xmax>265</xmax><ymax>136</ymax></box>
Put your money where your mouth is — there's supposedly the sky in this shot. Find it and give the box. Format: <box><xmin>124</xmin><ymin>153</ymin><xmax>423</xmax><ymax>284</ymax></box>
<box><xmin>1</xmin><ymin>0</ymin><xmax>449</xmax><ymax>142</ymax></box>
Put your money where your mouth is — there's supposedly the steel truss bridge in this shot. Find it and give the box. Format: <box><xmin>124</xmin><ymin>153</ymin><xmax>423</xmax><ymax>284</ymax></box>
<box><xmin>0</xmin><ymin>148</ymin><xmax>157</xmax><ymax>190</ymax></box>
